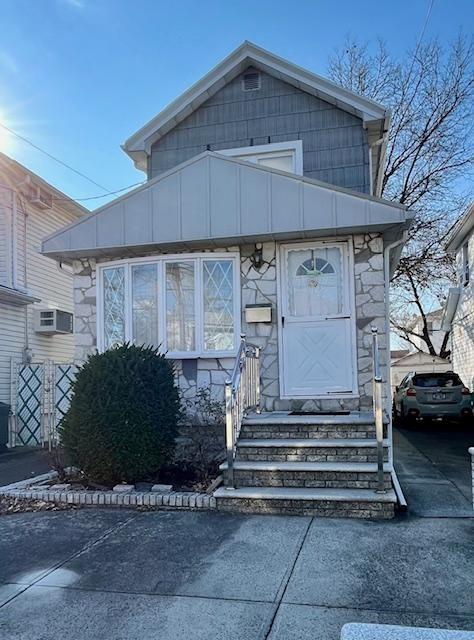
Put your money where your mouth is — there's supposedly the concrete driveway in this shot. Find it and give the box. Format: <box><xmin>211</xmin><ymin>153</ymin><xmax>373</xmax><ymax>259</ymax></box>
<box><xmin>394</xmin><ymin>423</ymin><xmax>473</xmax><ymax>517</ymax></box>
<box><xmin>0</xmin><ymin>507</ymin><xmax>473</xmax><ymax>639</ymax></box>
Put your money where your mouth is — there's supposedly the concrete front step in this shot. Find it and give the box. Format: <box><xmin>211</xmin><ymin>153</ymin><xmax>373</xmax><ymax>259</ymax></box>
<box><xmin>220</xmin><ymin>460</ymin><xmax>393</xmax><ymax>491</ymax></box>
<box><xmin>240</xmin><ymin>413</ymin><xmax>381</xmax><ymax>440</ymax></box>
<box><xmin>214</xmin><ymin>486</ymin><xmax>396</xmax><ymax>518</ymax></box>
<box><xmin>236</xmin><ymin>438</ymin><xmax>389</xmax><ymax>463</ymax></box>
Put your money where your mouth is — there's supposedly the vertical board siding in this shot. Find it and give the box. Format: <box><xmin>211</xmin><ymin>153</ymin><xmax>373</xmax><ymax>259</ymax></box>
<box><xmin>150</xmin><ymin>68</ymin><xmax>371</xmax><ymax>193</ymax></box>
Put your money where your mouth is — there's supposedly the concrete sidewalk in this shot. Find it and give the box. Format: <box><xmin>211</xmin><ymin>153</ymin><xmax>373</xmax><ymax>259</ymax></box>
<box><xmin>0</xmin><ymin>508</ymin><xmax>473</xmax><ymax>639</ymax></box>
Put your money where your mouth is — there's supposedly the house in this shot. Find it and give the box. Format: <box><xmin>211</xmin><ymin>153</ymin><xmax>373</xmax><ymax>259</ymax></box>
<box><xmin>390</xmin><ymin>351</ymin><xmax>451</xmax><ymax>396</ymax></box>
<box><xmin>442</xmin><ymin>203</ymin><xmax>474</xmax><ymax>391</ymax></box>
<box><xmin>41</xmin><ymin>42</ymin><xmax>412</xmax><ymax>517</ymax></box>
<box><xmin>409</xmin><ymin>309</ymin><xmax>449</xmax><ymax>356</ymax></box>
<box><xmin>0</xmin><ymin>152</ymin><xmax>87</xmax><ymax>445</ymax></box>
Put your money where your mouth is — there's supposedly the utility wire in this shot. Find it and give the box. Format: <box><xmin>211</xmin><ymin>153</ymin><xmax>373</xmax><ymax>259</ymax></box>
<box><xmin>52</xmin><ymin>180</ymin><xmax>146</xmax><ymax>202</ymax></box>
<box><xmin>0</xmin><ymin>122</ymin><xmax>109</xmax><ymax>192</ymax></box>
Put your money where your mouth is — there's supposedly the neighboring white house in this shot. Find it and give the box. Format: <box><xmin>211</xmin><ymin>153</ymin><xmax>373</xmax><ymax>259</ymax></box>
<box><xmin>442</xmin><ymin>203</ymin><xmax>474</xmax><ymax>390</ymax></box>
<box><xmin>40</xmin><ymin>42</ymin><xmax>413</xmax><ymax>517</ymax></box>
<box><xmin>390</xmin><ymin>351</ymin><xmax>451</xmax><ymax>395</ymax></box>
<box><xmin>0</xmin><ymin>152</ymin><xmax>87</xmax><ymax>431</ymax></box>
<box><xmin>410</xmin><ymin>308</ymin><xmax>448</xmax><ymax>355</ymax></box>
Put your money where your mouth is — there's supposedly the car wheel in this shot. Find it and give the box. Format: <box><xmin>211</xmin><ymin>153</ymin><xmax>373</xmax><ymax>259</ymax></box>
<box><xmin>392</xmin><ymin>403</ymin><xmax>402</xmax><ymax>427</ymax></box>
<box><xmin>400</xmin><ymin>403</ymin><xmax>415</xmax><ymax>428</ymax></box>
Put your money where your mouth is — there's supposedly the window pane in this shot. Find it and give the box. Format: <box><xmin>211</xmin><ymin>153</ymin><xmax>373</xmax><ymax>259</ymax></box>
<box><xmin>287</xmin><ymin>247</ymin><xmax>343</xmax><ymax>317</ymax></box>
<box><xmin>256</xmin><ymin>154</ymin><xmax>293</xmax><ymax>172</ymax></box>
<box><xmin>132</xmin><ymin>264</ymin><xmax>158</xmax><ymax>347</ymax></box>
<box><xmin>166</xmin><ymin>261</ymin><xmax>195</xmax><ymax>352</ymax></box>
<box><xmin>103</xmin><ymin>266</ymin><xmax>125</xmax><ymax>349</ymax></box>
<box><xmin>203</xmin><ymin>260</ymin><xmax>234</xmax><ymax>351</ymax></box>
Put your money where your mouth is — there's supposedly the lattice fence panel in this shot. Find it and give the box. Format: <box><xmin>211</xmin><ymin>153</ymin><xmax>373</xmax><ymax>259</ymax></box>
<box><xmin>16</xmin><ymin>364</ymin><xmax>44</xmax><ymax>446</ymax></box>
<box><xmin>54</xmin><ymin>364</ymin><xmax>76</xmax><ymax>434</ymax></box>
<box><xmin>13</xmin><ymin>361</ymin><xmax>75</xmax><ymax>447</ymax></box>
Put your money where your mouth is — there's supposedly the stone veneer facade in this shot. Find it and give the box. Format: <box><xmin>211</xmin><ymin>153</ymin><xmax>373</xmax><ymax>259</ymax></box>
<box><xmin>72</xmin><ymin>233</ymin><xmax>387</xmax><ymax>413</ymax></box>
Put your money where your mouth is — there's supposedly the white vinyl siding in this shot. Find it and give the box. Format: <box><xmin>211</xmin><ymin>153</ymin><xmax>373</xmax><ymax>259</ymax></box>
<box><xmin>0</xmin><ymin>177</ymin><xmax>83</xmax><ymax>404</ymax></box>
<box><xmin>451</xmin><ymin>232</ymin><xmax>474</xmax><ymax>390</ymax></box>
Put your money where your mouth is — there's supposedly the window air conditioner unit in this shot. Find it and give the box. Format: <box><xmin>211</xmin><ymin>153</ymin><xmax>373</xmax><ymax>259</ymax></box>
<box><xmin>34</xmin><ymin>309</ymin><xmax>73</xmax><ymax>334</ymax></box>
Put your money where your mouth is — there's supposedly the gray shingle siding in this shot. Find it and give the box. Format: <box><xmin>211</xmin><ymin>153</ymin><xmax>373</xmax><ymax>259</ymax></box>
<box><xmin>149</xmin><ymin>68</ymin><xmax>371</xmax><ymax>193</ymax></box>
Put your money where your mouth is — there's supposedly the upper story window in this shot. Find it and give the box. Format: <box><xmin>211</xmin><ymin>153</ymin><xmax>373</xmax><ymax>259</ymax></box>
<box><xmin>220</xmin><ymin>141</ymin><xmax>303</xmax><ymax>175</ymax></box>
<box><xmin>461</xmin><ymin>242</ymin><xmax>470</xmax><ymax>286</ymax></box>
<box><xmin>98</xmin><ymin>253</ymin><xmax>240</xmax><ymax>359</ymax></box>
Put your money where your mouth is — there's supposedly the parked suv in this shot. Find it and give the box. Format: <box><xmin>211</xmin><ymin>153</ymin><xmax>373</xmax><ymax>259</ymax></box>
<box><xmin>393</xmin><ymin>371</ymin><xmax>473</xmax><ymax>424</ymax></box>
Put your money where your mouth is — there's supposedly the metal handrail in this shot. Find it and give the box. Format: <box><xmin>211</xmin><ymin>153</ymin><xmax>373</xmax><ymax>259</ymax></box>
<box><xmin>371</xmin><ymin>326</ymin><xmax>386</xmax><ymax>493</ymax></box>
<box><xmin>225</xmin><ymin>334</ymin><xmax>261</xmax><ymax>489</ymax></box>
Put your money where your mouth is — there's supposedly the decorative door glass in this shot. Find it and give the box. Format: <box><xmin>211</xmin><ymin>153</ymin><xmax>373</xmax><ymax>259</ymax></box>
<box><xmin>287</xmin><ymin>246</ymin><xmax>343</xmax><ymax>317</ymax></box>
<box><xmin>103</xmin><ymin>266</ymin><xmax>125</xmax><ymax>349</ymax></box>
<box><xmin>132</xmin><ymin>263</ymin><xmax>158</xmax><ymax>347</ymax></box>
<box><xmin>203</xmin><ymin>259</ymin><xmax>234</xmax><ymax>351</ymax></box>
<box><xmin>165</xmin><ymin>261</ymin><xmax>195</xmax><ymax>352</ymax></box>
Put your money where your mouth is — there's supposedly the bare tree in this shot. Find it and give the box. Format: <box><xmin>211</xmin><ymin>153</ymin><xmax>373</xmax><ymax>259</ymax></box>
<box><xmin>328</xmin><ymin>36</ymin><xmax>474</xmax><ymax>357</ymax></box>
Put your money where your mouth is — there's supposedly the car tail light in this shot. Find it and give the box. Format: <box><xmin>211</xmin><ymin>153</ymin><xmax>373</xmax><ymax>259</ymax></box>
<box><xmin>461</xmin><ymin>387</ymin><xmax>470</xmax><ymax>395</ymax></box>
<box><xmin>406</xmin><ymin>388</ymin><xmax>416</xmax><ymax>396</ymax></box>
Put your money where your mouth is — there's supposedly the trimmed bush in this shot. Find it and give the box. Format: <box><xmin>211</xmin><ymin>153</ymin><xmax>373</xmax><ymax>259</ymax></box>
<box><xmin>60</xmin><ymin>344</ymin><xmax>181</xmax><ymax>486</ymax></box>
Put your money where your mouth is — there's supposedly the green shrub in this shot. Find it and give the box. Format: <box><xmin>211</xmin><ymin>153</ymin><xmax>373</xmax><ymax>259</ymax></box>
<box><xmin>60</xmin><ymin>344</ymin><xmax>181</xmax><ymax>486</ymax></box>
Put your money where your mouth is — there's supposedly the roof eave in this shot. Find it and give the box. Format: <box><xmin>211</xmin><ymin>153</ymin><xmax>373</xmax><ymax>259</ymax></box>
<box><xmin>445</xmin><ymin>205</ymin><xmax>474</xmax><ymax>252</ymax></box>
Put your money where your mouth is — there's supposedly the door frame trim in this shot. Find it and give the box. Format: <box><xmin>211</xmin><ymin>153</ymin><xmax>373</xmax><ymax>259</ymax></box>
<box><xmin>276</xmin><ymin>237</ymin><xmax>359</xmax><ymax>399</ymax></box>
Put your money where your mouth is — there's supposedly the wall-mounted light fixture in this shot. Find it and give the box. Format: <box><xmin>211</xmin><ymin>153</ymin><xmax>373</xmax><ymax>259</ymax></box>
<box><xmin>250</xmin><ymin>243</ymin><xmax>263</xmax><ymax>270</ymax></box>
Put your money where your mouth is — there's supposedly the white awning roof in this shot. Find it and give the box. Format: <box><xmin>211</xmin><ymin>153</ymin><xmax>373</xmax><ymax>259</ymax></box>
<box><xmin>42</xmin><ymin>151</ymin><xmax>410</xmax><ymax>263</ymax></box>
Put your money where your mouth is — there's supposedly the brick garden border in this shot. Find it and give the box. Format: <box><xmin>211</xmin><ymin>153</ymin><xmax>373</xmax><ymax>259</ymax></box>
<box><xmin>0</xmin><ymin>471</ymin><xmax>216</xmax><ymax>511</ymax></box>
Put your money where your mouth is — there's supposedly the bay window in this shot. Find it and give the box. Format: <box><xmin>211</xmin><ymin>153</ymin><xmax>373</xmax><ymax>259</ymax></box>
<box><xmin>98</xmin><ymin>253</ymin><xmax>240</xmax><ymax>357</ymax></box>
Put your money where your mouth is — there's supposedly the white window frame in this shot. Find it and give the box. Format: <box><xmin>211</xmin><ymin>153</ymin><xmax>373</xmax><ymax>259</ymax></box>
<box><xmin>219</xmin><ymin>140</ymin><xmax>303</xmax><ymax>175</ymax></box>
<box><xmin>97</xmin><ymin>253</ymin><xmax>241</xmax><ymax>359</ymax></box>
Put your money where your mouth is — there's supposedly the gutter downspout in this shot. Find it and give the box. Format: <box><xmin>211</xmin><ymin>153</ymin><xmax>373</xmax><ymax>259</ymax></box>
<box><xmin>369</xmin><ymin>134</ymin><xmax>386</xmax><ymax>197</ymax></box>
<box><xmin>383</xmin><ymin>231</ymin><xmax>408</xmax><ymax>507</ymax></box>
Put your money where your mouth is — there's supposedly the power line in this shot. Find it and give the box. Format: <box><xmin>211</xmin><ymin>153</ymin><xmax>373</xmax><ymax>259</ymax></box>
<box><xmin>1</xmin><ymin>166</ymin><xmax>145</xmax><ymax>204</ymax></box>
<box><xmin>52</xmin><ymin>180</ymin><xmax>146</xmax><ymax>202</ymax></box>
<box><xmin>0</xmin><ymin>122</ymin><xmax>110</xmax><ymax>192</ymax></box>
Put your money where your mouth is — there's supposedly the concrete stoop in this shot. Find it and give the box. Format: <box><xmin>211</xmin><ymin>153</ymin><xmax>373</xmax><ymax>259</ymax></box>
<box><xmin>214</xmin><ymin>412</ymin><xmax>396</xmax><ymax>519</ymax></box>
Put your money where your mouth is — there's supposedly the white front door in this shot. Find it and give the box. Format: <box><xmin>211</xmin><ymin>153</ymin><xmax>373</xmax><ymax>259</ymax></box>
<box><xmin>279</xmin><ymin>241</ymin><xmax>357</xmax><ymax>398</ymax></box>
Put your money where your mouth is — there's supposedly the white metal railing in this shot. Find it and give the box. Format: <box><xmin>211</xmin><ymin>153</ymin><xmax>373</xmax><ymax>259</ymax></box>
<box><xmin>371</xmin><ymin>327</ymin><xmax>386</xmax><ymax>493</ymax></box>
<box><xmin>225</xmin><ymin>335</ymin><xmax>261</xmax><ymax>489</ymax></box>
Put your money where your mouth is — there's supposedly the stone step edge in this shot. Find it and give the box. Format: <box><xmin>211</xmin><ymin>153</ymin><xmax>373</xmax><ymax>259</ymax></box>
<box><xmin>237</xmin><ymin>438</ymin><xmax>389</xmax><ymax>449</ymax></box>
<box><xmin>243</xmin><ymin>411</ymin><xmax>382</xmax><ymax>426</ymax></box>
<box><xmin>214</xmin><ymin>486</ymin><xmax>397</xmax><ymax>504</ymax></box>
<box><xmin>220</xmin><ymin>461</ymin><xmax>393</xmax><ymax>473</ymax></box>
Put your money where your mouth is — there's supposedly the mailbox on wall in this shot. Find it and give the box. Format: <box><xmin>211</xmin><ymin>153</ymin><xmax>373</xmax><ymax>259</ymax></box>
<box><xmin>245</xmin><ymin>304</ymin><xmax>272</xmax><ymax>323</ymax></box>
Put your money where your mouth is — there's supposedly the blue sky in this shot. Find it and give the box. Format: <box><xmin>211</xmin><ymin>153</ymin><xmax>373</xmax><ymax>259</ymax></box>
<box><xmin>0</xmin><ymin>0</ymin><xmax>472</xmax><ymax>210</ymax></box>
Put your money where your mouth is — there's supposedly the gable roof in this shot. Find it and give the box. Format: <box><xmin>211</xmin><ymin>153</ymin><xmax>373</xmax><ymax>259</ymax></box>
<box><xmin>0</xmin><ymin>151</ymin><xmax>88</xmax><ymax>219</ymax></box>
<box><xmin>42</xmin><ymin>151</ymin><xmax>410</xmax><ymax>264</ymax></box>
<box><xmin>122</xmin><ymin>41</ymin><xmax>390</xmax><ymax>190</ymax></box>
<box><xmin>391</xmin><ymin>351</ymin><xmax>450</xmax><ymax>366</ymax></box>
